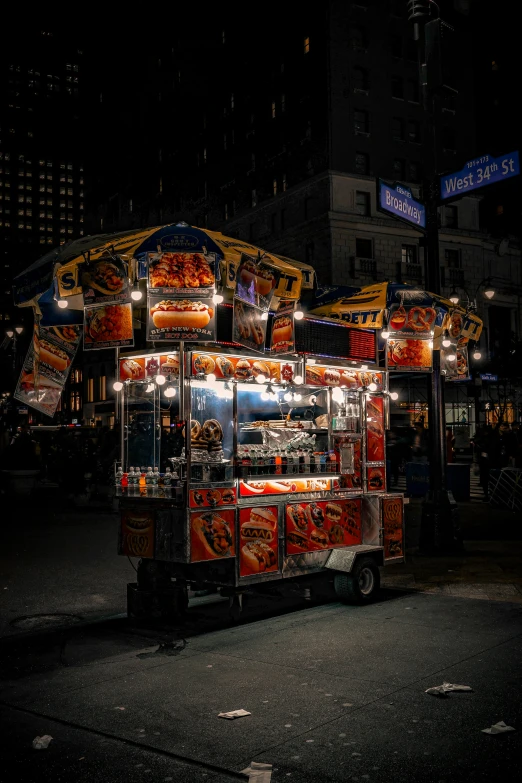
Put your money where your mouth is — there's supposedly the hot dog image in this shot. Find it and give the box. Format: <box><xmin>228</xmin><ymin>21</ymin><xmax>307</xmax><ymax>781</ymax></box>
<box><xmin>368</xmin><ymin>468</ymin><xmax>385</xmax><ymax>490</ymax></box>
<box><xmin>241</xmin><ymin>507</ymin><xmax>277</xmax><ymax>544</ymax></box>
<box><xmin>239</xmin><ymin>259</ymin><xmax>276</xmax><ymax>297</ymax></box>
<box><xmin>306</xmin><ymin>366</ymin><xmax>324</xmax><ymax>386</ymax></box>
<box><xmin>286</xmin><ymin>530</ymin><xmax>308</xmax><ymax>550</ymax></box>
<box><xmin>241</xmin><ymin>541</ymin><xmax>277</xmax><ymax>573</ymax></box>
<box><xmin>121</xmin><ymin>358</ymin><xmax>143</xmax><ymax>380</ymax></box>
<box><xmin>325</xmin><ymin>502</ymin><xmax>343</xmax><ymax>523</ymax></box>
<box><xmin>151</xmin><ymin>300</ymin><xmax>213</xmax><ymax>329</ymax></box>
<box><xmin>192</xmin><ymin>512</ymin><xmax>234</xmax><ymax>558</ymax></box>
<box><xmin>272</xmin><ymin>315</ymin><xmax>293</xmax><ymax>346</ymax></box>
<box><xmin>287</xmin><ymin>504</ymin><xmax>308</xmax><ymax>531</ymax></box>
<box><xmin>310</xmin><ymin>527</ymin><xmax>330</xmax><ymax>549</ymax></box>
<box><xmin>39</xmin><ymin>340</ymin><xmax>69</xmax><ymax>372</ymax></box>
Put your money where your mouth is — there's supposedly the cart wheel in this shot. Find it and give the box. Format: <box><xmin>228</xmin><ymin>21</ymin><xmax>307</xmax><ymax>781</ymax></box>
<box><xmin>228</xmin><ymin>594</ymin><xmax>243</xmax><ymax>622</ymax></box>
<box><xmin>334</xmin><ymin>557</ymin><xmax>380</xmax><ymax>605</ymax></box>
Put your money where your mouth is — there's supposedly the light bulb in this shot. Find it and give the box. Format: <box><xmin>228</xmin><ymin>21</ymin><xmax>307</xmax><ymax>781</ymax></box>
<box><xmin>113</xmin><ymin>381</ymin><xmax>123</xmax><ymax>392</ymax></box>
<box><xmin>57</xmin><ymin>298</ymin><xmax>69</xmax><ymax>309</ymax></box>
<box><xmin>284</xmin><ymin>391</ymin><xmax>292</xmax><ymax>401</ymax></box>
<box><xmin>155</xmin><ymin>374</ymin><xmax>166</xmax><ymax>385</ymax></box>
<box><xmin>294</xmin><ymin>375</ymin><xmax>303</xmax><ymax>385</ymax></box>
<box><xmin>15</xmin><ymin>326</ymin><xmax>24</xmax><ymax>335</ymax></box>
<box><xmin>473</xmin><ymin>351</ymin><xmax>481</xmax><ymax>360</ymax></box>
<box><xmin>164</xmin><ymin>386</ymin><xmax>176</xmax><ymax>398</ymax></box>
<box><xmin>212</xmin><ymin>293</ymin><xmax>224</xmax><ymax>304</ymax></box>
<box><xmin>146</xmin><ymin>383</ymin><xmax>154</xmax><ymax>392</ymax></box>
<box><xmin>131</xmin><ymin>289</ymin><xmax>143</xmax><ymax>301</ymax></box>
<box><xmin>261</xmin><ymin>312</ymin><xmax>269</xmax><ymax>321</ymax></box>
<box><xmin>381</xmin><ymin>330</ymin><xmax>390</xmax><ymax>339</ymax></box>
<box><xmin>447</xmin><ymin>353</ymin><xmax>456</xmax><ymax>362</ymax></box>
<box><xmin>332</xmin><ymin>388</ymin><xmax>343</xmax><ymax>403</ymax></box>
<box><xmin>368</xmin><ymin>382</ymin><xmax>378</xmax><ymax>391</ymax></box>
<box><xmin>390</xmin><ymin>392</ymin><xmax>399</xmax><ymax>401</ymax></box>
<box><xmin>206</xmin><ymin>373</ymin><xmax>217</xmax><ymax>383</ymax></box>
<box><xmin>294</xmin><ymin>310</ymin><xmax>304</xmax><ymax>320</ymax></box>
<box><xmin>261</xmin><ymin>392</ymin><xmax>269</xmax><ymax>401</ymax></box>
<box><xmin>484</xmin><ymin>288</ymin><xmax>495</xmax><ymax>299</ymax></box>
<box><xmin>361</xmin><ymin>365</ymin><xmax>368</xmax><ymax>370</ymax></box>
<box><xmin>269</xmin><ymin>392</ymin><xmax>278</xmax><ymax>401</ymax></box>
<box><xmin>255</xmin><ymin>374</ymin><xmax>266</xmax><ymax>384</ymax></box>
<box><xmin>6</xmin><ymin>329</ymin><xmax>14</xmax><ymax>338</ymax></box>
<box><xmin>293</xmin><ymin>393</ymin><xmax>302</xmax><ymax>402</ymax></box>
<box><xmin>442</xmin><ymin>338</ymin><xmax>451</xmax><ymax>348</ymax></box>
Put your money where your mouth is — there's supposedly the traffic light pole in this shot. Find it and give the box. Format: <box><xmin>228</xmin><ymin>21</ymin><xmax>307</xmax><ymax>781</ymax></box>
<box><xmin>409</xmin><ymin>4</ymin><xmax>461</xmax><ymax>552</ymax></box>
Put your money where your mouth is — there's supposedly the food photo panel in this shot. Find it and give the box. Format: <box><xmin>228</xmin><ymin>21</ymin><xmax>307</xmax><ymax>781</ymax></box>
<box><xmin>84</xmin><ymin>302</ymin><xmax>134</xmax><ymax>350</ymax></box>
<box><xmin>235</xmin><ymin>253</ymin><xmax>280</xmax><ymax>310</ymax></box>
<box><xmin>232</xmin><ymin>298</ymin><xmax>267</xmax><ymax>352</ymax></box>
<box><xmin>147</xmin><ymin>293</ymin><xmax>216</xmax><ymax>342</ymax></box>
<box><xmin>190</xmin><ymin>509</ymin><xmax>236</xmax><ymax>563</ymax></box>
<box><xmin>82</xmin><ymin>256</ymin><xmax>130</xmax><ymax>305</ymax></box>
<box><xmin>147</xmin><ymin>251</ymin><xmax>216</xmax><ymax>297</ymax></box>
<box><xmin>386</xmin><ymin>338</ymin><xmax>433</xmax><ymax>372</ymax></box>
<box><xmin>239</xmin><ymin>506</ymin><xmax>279</xmax><ymax>577</ymax></box>
<box><xmin>270</xmin><ymin>304</ymin><xmax>295</xmax><ymax>354</ymax></box>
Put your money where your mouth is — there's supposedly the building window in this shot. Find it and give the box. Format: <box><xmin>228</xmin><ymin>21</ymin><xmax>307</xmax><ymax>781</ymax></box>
<box><xmin>402</xmin><ymin>245</ymin><xmax>417</xmax><ymax>264</ymax></box>
<box><xmin>203</xmin><ymin>147</ymin><xmax>207</xmax><ymax>163</ymax></box>
<box><xmin>355</xmin><ymin>192</ymin><xmax>371</xmax><ymax>217</ymax></box>
<box><xmin>281</xmin><ymin>93</ymin><xmax>286</xmax><ymax>112</ymax></box>
<box><xmin>230</xmin><ymin>93</ymin><xmax>235</xmax><ymax>109</ymax></box>
<box><xmin>356</xmin><ymin>237</ymin><xmax>373</xmax><ymax>258</ymax></box>
<box><xmin>271</xmin><ymin>100</ymin><xmax>276</xmax><ymax>119</ymax></box>
<box><xmin>391</xmin><ymin>77</ymin><xmax>403</xmax><ymax>99</ymax></box>
<box><xmin>251</xmin><ymin>189</ymin><xmax>257</xmax><ymax>208</ymax></box>
<box><xmin>350</xmin><ymin>25</ymin><xmax>367</xmax><ymax>50</ymax></box>
<box><xmin>393</xmin><ymin>158</ymin><xmax>405</xmax><ymax>179</ymax></box>
<box><xmin>391</xmin><ymin>35</ymin><xmax>403</xmax><ymax>58</ymax></box>
<box><xmin>409</xmin><ymin>161</ymin><xmax>421</xmax><ymax>182</ymax></box>
<box><xmin>273</xmin><ymin>179</ymin><xmax>278</xmax><ymax>196</ymax></box>
<box><xmin>223</xmin><ymin>133</ymin><xmax>227</xmax><ymax>150</ymax></box>
<box><xmin>352</xmin><ymin>67</ymin><xmax>368</xmax><ymax>92</ymax></box>
<box><xmin>100</xmin><ymin>374</ymin><xmax>107</xmax><ymax>401</ymax></box>
<box><xmin>70</xmin><ymin>390</ymin><xmax>81</xmax><ymax>412</ymax></box>
<box><xmin>442</xmin><ymin>126</ymin><xmax>456</xmax><ymax>151</ymax></box>
<box><xmin>87</xmin><ymin>376</ymin><xmax>94</xmax><ymax>403</ymax></box>
<box><xmin>305</xmin><ymin>240</ymin><xmax>315</xmax><ymax>263</ymax></box>
<box><xmin>406</xmin><ymin>79</ymin><xmax>419</xmax><ymax>102</ymax></box>
<box><xmin>354</xmin><ymin>109</ymin><xmax>369</xmax><ymax>135</ymax></box>
<box><xmin>445</xmin><ymin>206</ymin><xmax>458</xmax><ymax>228</ymax></box>
<box><xmin>407</xmin><ymin>120</ymin><xmax>420</xmax><ymax>142</ymax></box>
<box><xmin>445</xmin><ymin>248</ymin><xmax>461</xmax><ymax>268</ymax></box>
<box><xmin>355</xmin><ymin>151</ymin><xmax>369</xmax><ymax>175</ymax></box>
<box><xmin>304</xmin><ymin>36</ymin><xmax>310</xmax><ymax>54</ymax></box>
<box><xmin>392</xmin><ymin>117</ymin><xmax>404</xmax><ymax>141</ymax></box>
<box><xmin>282</xmin><ymin>173</ymin><xmax>287</xmax><ymax>192</ymax></box>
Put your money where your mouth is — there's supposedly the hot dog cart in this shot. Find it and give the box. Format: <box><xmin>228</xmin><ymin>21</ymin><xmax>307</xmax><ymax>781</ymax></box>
<box><xmin>117</xmin><ymin>338</ymin><xmax>405</xmax><ymax>619</ymax></box>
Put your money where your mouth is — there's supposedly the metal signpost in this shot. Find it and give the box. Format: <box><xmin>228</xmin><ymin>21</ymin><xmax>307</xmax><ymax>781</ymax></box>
<box><xmin>440</xmin><ymin>151</ymin><xmax>520</xmax><ymax>201</ymax></box>
<box><xmin>377</xmin><ymin>179</ymin><xmax>426</xmax><ymax>229</ymax></box>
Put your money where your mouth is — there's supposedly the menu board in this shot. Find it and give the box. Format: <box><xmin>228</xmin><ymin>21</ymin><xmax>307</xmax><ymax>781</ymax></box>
<box><xmin>240</xmin><ymin>477</ymin><xmax>332</xmax><ymax>497</ymax></box>
<box><xmin>121</xmin><ymin>509</ymin><xmax>155</xmax><ymax>559</ymax></box>
<box><xmin>366</xmin><ymin>465</ymin><xmax>386</xmax><ymax>492</ymax></box>
<box><xmin>191</xmin><ymin>353</ymin><xmax>294</xmax><ymax>383</ymax></box>
<box><xmin>388</xmin><ymin>303</ymin><xmax>436</xmax><ymax>338</ymax></box>
<box><xmin>14</xmin><ymin>325</ymin><xmax>81</xmax><ymax>417</ymax></box>
<box><xmin>285</xmin><ymin>498</ymin><xmax>362</xmax><ymax>555</ymax></box>
<box><xmin>386</xmin><ymin>339</ymin><xmax>432</xmax><ymax>372</ymax></box>
<box><xmin>239</xmin><ymin>505</ymin><xmax>279</xmax><ymax>577</ymax></box>
<box><xmin>82</xmin><ymin>256</ymin><xmax>130</xmax><ymax>306</ymax></box>
<box><xmin>305</xmin><ymin>365</ymin><xmax>384</xmax><ymax>390</ymax></box>
<box><xmin>271</xmin><ymin>304</ymin><xmax>295</xmax><ymax>354</ymax></box>
<box><xmin>147</xmin><ymin>294</ymin><xmax>216</xmax><ymax>342</ymax></box>
<box><xmin>366</xmin><ymin>396</ymin><xmax>385</xmax><ymax>462</ymax></box>
<box><xmin>190</xmin><ymin>509</ymin><xmax>236</xmax><ymax>562</ymax></box>
<box><xmin>233</xmin><ymin>298</ymin><xmax>267</xmax><ymax>352</ymax></box>
<box><xmin>119</xmin><ymin>354</ymin><xmax>180</xmax><ymax>381</ymax></box>
<box><xmin>84</xmin><ymin>302</ymin><xmax>134</xmax><ymax>350</ymax></box>
<box><xmin>236</xmin><ymin>253</ymin><xmax>280</xmax><ymax>310</ymax></box>
<box><xmin>382</xmin><ymin>495</ymin><xmax>404</xmax><ymax>560</ymax></box>
<box><xmin>148</xmin><ymin>251</ymin><xmax>216</xmax><ymax>297</ymax></box>
<box><xmin>189</xmin><ymin>486</ymin><xmax>237</xmax><ymax>508</ymax></box>
<box><xmin>333</xmin><ymin>436</ymin><xmax>362</xmax><ymax>492</ymax></box>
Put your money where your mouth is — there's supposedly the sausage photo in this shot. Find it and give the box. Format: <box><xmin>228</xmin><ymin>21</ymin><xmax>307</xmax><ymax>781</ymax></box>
<box><xmin>151</xmin><ymin>300</ymin><xmax>213</xmax><ymax>329</ymax></box>
<box><xmin>39</xmin><ymin>340</ymin><xmax>69</xmax><ymax>372</ymax></box>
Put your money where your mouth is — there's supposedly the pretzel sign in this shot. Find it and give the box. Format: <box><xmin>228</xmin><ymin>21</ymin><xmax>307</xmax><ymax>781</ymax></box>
<box><xmin>407</xmin><ymin>306</ymin><xmax>436</xmax><ymax>332</ymax></box>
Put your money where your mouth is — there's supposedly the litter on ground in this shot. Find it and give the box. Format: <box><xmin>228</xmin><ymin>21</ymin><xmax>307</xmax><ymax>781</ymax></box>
<box><xmin>218</xmin><ymin>709</ymin><xmax>251</xmax><ymax>719</ymax></box>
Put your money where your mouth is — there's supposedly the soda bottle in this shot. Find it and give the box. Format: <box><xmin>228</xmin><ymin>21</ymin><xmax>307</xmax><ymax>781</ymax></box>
<box><xmin>145</xmin><ymin>466</ymin><xmax>154</xmax><ymax>495</ymax></box>
<box><xmin>127</xmin><ymin>467</ymin><xmax>135</xmax><ymax>495</ymax></box>
<box><xmin>152</xmin><ymin>467</ymin><xmax>160</xmax><ymax>497</ymax></box>
<box><xmin>115</xmin><ymin>465</ymin><xmax>123</xmax><ymax>496</ymax></box>
<box><xmin>163</xmin><ymin>466</ymin><xmax>172</xmax><ymax>498</ymax></box>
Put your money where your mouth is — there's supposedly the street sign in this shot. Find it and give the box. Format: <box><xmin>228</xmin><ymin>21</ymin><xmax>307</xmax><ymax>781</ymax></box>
<box><xmin>480</xmin><ymin>373</ymin><xmax>498</xmax><ymax>382</ymax></box>
<box><xmin>377</xmin><ymin>179</ymin><xmax>426</xmax><ymax>229</ymax></box>
<box><xmin>440</xmin><ymin>151</ymin><xmax>520</xmax><ymax>201</ymax></box>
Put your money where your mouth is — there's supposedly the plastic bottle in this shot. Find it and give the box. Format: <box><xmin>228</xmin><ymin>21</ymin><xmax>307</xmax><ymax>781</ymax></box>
<box><xmin>302</xmin><ymin>450</ymin><xmax>310</xmax><ymax>475</ymax></box>
<box><xmin>163</xmin><ymin>466</ymin><xmax>172</xmax><ymax>498</ymax></box>
<box><xmin>275</xmin><ymin>451</ymin><xmax>282</xmax><ymax>475</ymax></box>
<box><xmin>115</xmin><ymin>465</ymin><xmax>123</xmax><ymax>496</ymax></box>
<box><xmin>320</xmin><ymin>452</ymin><xmax>327</xmax><ymax>473</ymax></box>
<box><xmin>152</xmin><ymin>467</ymin><xmax>160</xmax><ymax>496</ymax></box>
<box><xmin>121</xmin><ymin>470</ymin><xmax>128</xmax><ymax>496</ymax></box>
<box><xmin>145</xmin><ymin>466</ymin><xmax>154</xmax><ymax>495</ymax></box>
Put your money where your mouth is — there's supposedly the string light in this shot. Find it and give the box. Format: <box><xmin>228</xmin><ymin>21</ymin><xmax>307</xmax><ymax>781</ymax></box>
<box><xmin>145</xmin><ymin>383</ymin><xmax>154</xmax><ymax>392</ymax></box>
<box><xmin>390</xmin><ymin>392</ymin><xmax>399</xmax><ymax>401</ymax></box>
<box><xmin>447</xmin><ymin>353</ymin><xmax>456</xmax><ymax>362</ymax></box>
<box><xmin>284</xmin><ymin>391</ymin><xmax>292</xmax><ymax>401</ymax></box>
<box><xmin>294</xmin><ymin>310</ymin><xmax>304</xmax><ymax>320</ymax></box>
<box><xmin>255</xmin><ymin>374</ymin><xmax>266</xmax><ymax>384</ymax></box>
<box><xmin>131</xmin><ymin>283</ymin><xmax>143</xmax><ymax>301</ymax></box>
<box><xmin>473</xmin><ymin>350</ymin><xmax>482</xmax><ymax>360</ymax></box>
<box><xmin>206</xmin><ymin>373</ymin><xmax>217</xmax><ymax>383</ymax></box>
<box><xmin>442</xmin><ymin>338</ymin><xmax>451</xmax><ymax>348</ymax></box>
<box><xmin>381</xmin><ymin>330</ymin><xmax>390</xmax><ymax>339</ymax></box>
<box><xmin>113</xmin><ymin>381</ymin><xmax>123</xmax><ymax>391</ymax></box>
<box><xmin>155</xmin><ymin>374</ymin><xmax>166</xmax><ymax>385</ymax></box>
<box><xmin>212</xmin><ymin>293</ymin><xmax>224</xmax><ymax>304</ymax></box>
<box><xmin>368</xmin><ymin>382</ymin><xmax>378</xmax><ymax>391</ymax></box>
<box><xmin>57</xmin><ymin>298</ymin><xmax>69</xmax><ymax>309</ymax></box>
<box><xmin>294</xmin><ymin>375</ymin><xmax>303</xmax><ymax>385</ymax></box>
<box><xmin>164</xmin><ymin>386</ymin><xmax>176</xmax><ymax>398</ymax></box>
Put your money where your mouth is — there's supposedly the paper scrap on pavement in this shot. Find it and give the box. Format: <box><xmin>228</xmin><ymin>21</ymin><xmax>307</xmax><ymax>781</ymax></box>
<box><xmin>218</xmin><ymin>709</ymin><xmax>252</xmax><ymax>720</ymax></box>
<box><xmin>425</xmin><ymin>682</ymin><xmax>473</xmax><ymax>697</ymax></box>
<box><xmin>241</xmin><ymin>761</ymin><xmax>273</xmax><ymax>782</ymax></box>
<box><xmin>482</xmin><ymin>721</ymin><xmax>515</xmax><ymax>735</ymax></box>
<box><xmin>32</xmin><ymin>735</ymin><xmax>53</xmax><ymax>750</ymax></box>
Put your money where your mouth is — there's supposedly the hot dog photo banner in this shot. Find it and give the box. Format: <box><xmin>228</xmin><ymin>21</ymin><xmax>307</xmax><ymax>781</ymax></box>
<box><xmin>366</xmin><ymin>396</ymin><xmax>385</xmax><ymax>462</ymax></box>
<box><xmin>147</xmin><ymin>293</ymin><xmax>216</xmax><ymax>342</ymax></box>
<box><xmin>271</xmin><ymin>303</ymin><xmax>295</xmax><ymax>354</ymax></box>
<box><xmin>82</xmin><ymin>255</ymin><xmax>130</xmax><ymax>306</ymax></box>
<box><xmin>386</xmin><ymin>339</ymin><xmax>433</xmax><ymax>372</ymax></box>
<box><xmin>190</xmin><ymin>509</ymin><xmax>236</xmax><ymax>563</ymax></box>
<box><xmin>305</xmin><ymin>365</ymin><xmax>384</xmax><ymax>390</ymax></box>
<box><xmin>84</xmin><ymin>302</ymin><xmax>134</xmax><ymax>351</ymax></box>
<box><xmin>239</xmin><ymin>505</ymin><xmax>279</xmax><ymax>577</ymax></box>
<box><xmin>236</xmin><ymin>253</ymin><xmax>280</xmax><ymax>311</ymax></box>
<box><xmin>285</xmin><ymin>498</ymin><xmax>362</xmax><ymax>555</ymax></box>
<box><xmin>232</xmin><ymin>297</ymin><xmax>267</xmax><ymax>352</ymax></box>
<box><xmin>147</xmin><ymin>250</ymin><xmax>217</xmax><ymax>298</ymax></box>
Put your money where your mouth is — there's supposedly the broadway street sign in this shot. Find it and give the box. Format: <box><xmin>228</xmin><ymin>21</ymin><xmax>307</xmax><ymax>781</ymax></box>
<box><xmin>377</xmin><ymin>179</ymin><xmax>426</xmax><ymax>229</ymax></box>
<box><xmin>440</xmin><ymin>151</ymin><xmax>520</xmax><ymax>201</ymax></box>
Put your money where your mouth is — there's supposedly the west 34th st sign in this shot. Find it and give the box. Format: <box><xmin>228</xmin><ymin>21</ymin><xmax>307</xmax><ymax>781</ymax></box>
<box><xmin>377</xmin><ymin>179</ymin><xmax>426</xmax><ymax>229</ymax></box>
<box><xmin>440</xmin><ymin>151</ymin><xmax>520</xmax><ymax>201</ymax></box>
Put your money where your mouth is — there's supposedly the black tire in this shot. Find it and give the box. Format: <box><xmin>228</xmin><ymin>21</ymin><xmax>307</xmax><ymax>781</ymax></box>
<box><xmin>334</xmin><ymin>557</ymin><xmax>380</xmax><ymax>604</ymax></box>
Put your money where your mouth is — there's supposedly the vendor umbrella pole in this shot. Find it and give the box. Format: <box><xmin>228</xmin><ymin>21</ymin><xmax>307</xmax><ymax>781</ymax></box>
<box><xmin>408</xmin><ymin>2</ymin><xmax>461</xmax><ymax>553</ymax></box>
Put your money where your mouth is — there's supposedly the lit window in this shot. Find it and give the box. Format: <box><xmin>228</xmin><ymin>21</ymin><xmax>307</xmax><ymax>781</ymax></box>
<box><xmin>231</xmin><ymin>93</ymin><xmax>234</xmax><ymax>109</ymax></box>
<box><xmin>67</xmin><ymin>163</ymin><xmax>73</xmax><ymax>170</ymax></box>
<box><xmin>60</xmin><ymin>201</ymin><xmax>66</xmax><ymax>208</ymax></box>
<box><xmin>87</xmin><ymin>377</ymin><xmax>94</xmax><ymax>402</ymax></box>
<box><xmin>67</xmin><ymin>214</ymin><xmax>73</xmax><ymax>221</ymax></box>
<box><xmin>67</xmin><ymin>188</ymin><xmax>73</xmax><ymax>195</ymax></box>
<box><xmin>39</xmin><ymin>211</ymin><xmax>45</xmax><ymax>218</ymax></box>
<box><xmin>251</xmin><ymin>189</ymin><xmax>257</xmax><ymax>207</ymax></box>
<box><xmin>271</xmin><ymin>100</ymin><xmax>276</xmax><ymax>119</ymax></box>
<box><xmin>67</xmin><ymin>228</ymin><xmax>73</xmax><ymax>233</ymax></box>
<box><xmin>283</xmin><ymin>174</ymin><xmax>287</xmax><ymax>192</ymax></box>
<box><xmin>18</xmin><ymin>222</ymin><xmax>24</xmax><ymax>229</ymax></box>
<box><xmin>60</xmin><ymin>188</ymin><xmax>65</xmax><ymax>194</ymax></box>
<box><xmin>60</xmin><ymin>227</ymin><xmax>66</xmax><ymax>233</ymax></box>
<box><xmin>304</xmin><ymin>36</ymin><xmax>310</xmax><ymax>54</ymax></box>
<box><xmin>273</xmin><ymin>179</ymin><xmax>277</xmax><ymax>196</ymax></box>
<box><xmin>203</xmin><ymin>148</ymin><xmax>207</xmax><ymax>162</ymax></box>
<box><xmin>100</xmin><ymin>375</ymin><xmax>106</xmax><ymax>401</ymax></box>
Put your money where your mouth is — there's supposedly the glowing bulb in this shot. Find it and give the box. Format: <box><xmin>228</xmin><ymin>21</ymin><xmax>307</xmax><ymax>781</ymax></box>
<box><xmin>212</xmin><ymin>293</ymin><xmax>224</xmax><ymax>304</ymax></box>
<box><xmin>381</xmin><ymin>330</ymin><xmax>390</xmax><ymax>339</ymax></box>
<box><xmin>284</xmin><ymin>391</ymin><xmax>292</xmax><ymax>401</ymax></box>
<box><xmin>484</xmin><ymin>288</ymin><xmax>495</xmax><ymax>299</ymax></box>
<box><xmin>332</xmin><ymin>388</ymin><xmax>343</xmax><ymax>403</ymax></box>
<box><xmin>261</xmin><ymin>392</ymin><xmax>269</xmax><ymax>401</ymax></box>
<box><xmin>473</xmin><ymin>351</ymin><xmax>481</xmax><ymax>360</ymax></box>
<box><xmin>206</xmin><ymin>373</ymin><xmax>217</xmax><ymax>383</ymax></box>
<box><xmin>146</xmin><ymin>383</ymin><xmax>154</xmax><ymax>392</ymax></box>
<box><xmin>368</xmin><ymin>382</ymin><xmax>378</xmax><ymax>391</ymax></box>
<box><xmin>390</xmin><ymin>392</ymin><xmax>399</xmax><ymax>401</ymax></box>
<box><xmin>269</xmin><ymin>392</ymin><xmax>278</xmax><ymax>401</ymax></box>
<box><xmin>442</xmin><ymin>338</ymin><xmax>451</xmax><ymax>348</ymax></box>
<box><xmin>294</xmin><ymin>375</ymin><xmax>303</xmax><ymax>385</ymax></box>
<box><xmin>155</xmin><ymin>374</ymin><xmax>166</xmax><ymax>385</ymax></box>
<box><xmin>113</xmin><ymin>381</ymin><xmax>123</xmax><ymax>392</ymax></box>
<box><xmin>131</xmin><ymin>288</ymin><xmax>143</xmax><ymax>301</ymax></box>
<box><xmin>261</xmin><ymin>312</ymin><xmax>269</xmax><ymax>321</ymax></box>
<box><xmin>294</xmin><ymin>310</ymin><xmax>304</xmax><ymax>320</ymax></box>
<box><xmin>293</xmin><ymin>393</ymin><xmax>302</xmax><ymax>402</ymax></box>
<box><xmin>164</xmin><ymin>386</ymin><xmax>176</xmax><ymax>398</ymax></box>
<box><xmin>447</xmin><ymin>353</ymin><xmax>456</xmax><ymax>362</ymax></box>
<box><xmin>361</xmin><ymin>365</ymin><xmax>368</xmax><ymax>370</ymax></box>
<box><xmin>57</xmin><ymin>298</ymin><xmax>69</xmax><ymax>309</ymax></box>
<box><xmin>255</xmin><ymin>374</ymin><xmax>266</xmax><ymax>384</ymax></box>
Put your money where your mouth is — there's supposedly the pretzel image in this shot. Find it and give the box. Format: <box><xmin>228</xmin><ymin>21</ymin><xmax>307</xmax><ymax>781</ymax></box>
<box><xmin>408</xmin><ymin>306</ymin><xmax>436</xmax><ymax>332</ymax></box>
